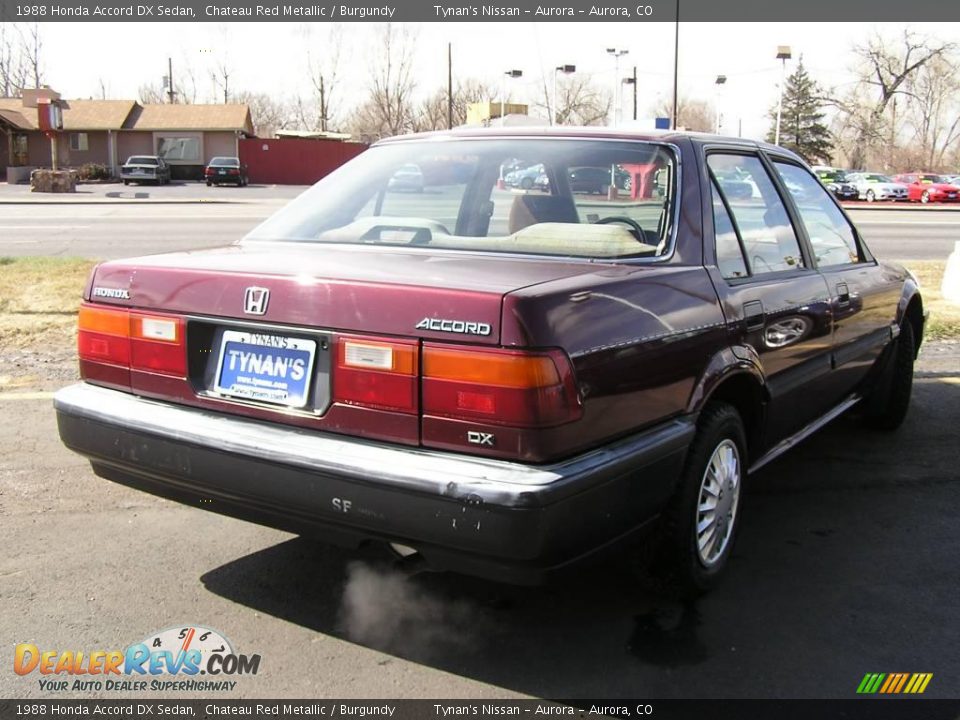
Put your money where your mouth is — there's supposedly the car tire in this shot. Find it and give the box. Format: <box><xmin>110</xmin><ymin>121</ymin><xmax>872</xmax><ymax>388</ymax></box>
<box><xmin>921</xmin><ymin>190</ymin><xmax>930</xmax><ymax>204</ymax></box>
<box><xmin>649</xmin><ymin>403</ymin><xmax>747</xmax><ymax>596</ymax></box>
<box><xmin>122</xmin><ymin>180</ymin><xmax>129</xmax><ymax>186</ymax></box>
<box><xmin>520</xmin><ymin>177</ymin><xmax>534</xmax><ymax>190</ymax></box>
<box><xmin>866</xmin><ymin>190</ymin><xmax>875</xmax><ymax>202</ymax></box>
<box><xmin>206</xmin><ymin>181</ymin><xmax>212</xmax><ymax>187</ymax></box>
<box><xmin>862</xmin><ymin>320</ymin><xmax>915</xmax><ymax>431</ymax></box>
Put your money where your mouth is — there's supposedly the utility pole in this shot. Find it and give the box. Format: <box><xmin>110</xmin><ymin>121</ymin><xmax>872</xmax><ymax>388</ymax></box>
<box><xmin>671</xmin><ymin>0</ymin><xmax>679</xmax><ymax>130</ymax></box>
<box><xmin>447</xmin><ymin>43</ymin><xmax>453</xmax><ymax>130</ymax></box>
<box><xmin>319</xmin><ymin>76</ymin><xmax>327</xmax><ymax>132</ymax></box>
<box><xmin>167</xmin><ymin>57</ymin><xmax>175</xmax><ymax>104</ymax></box>
<box><xmin>631</xmin><ymin>66</ymin><xmax>637</xmax><ymax>120</ymax></box>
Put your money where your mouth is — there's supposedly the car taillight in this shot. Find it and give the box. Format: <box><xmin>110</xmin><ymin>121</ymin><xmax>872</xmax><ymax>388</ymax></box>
<box><xmin>78</xmin><ymin>304</ymin><xmax>186</xmax><ymax>377</ymax></box>
<box><xmin>204</xmin><ymin>167</ymin><xmax>214</xmax><ymax>175</ymax></box>
<box><xmin>332</xmin><ymin>336</ymin><xmax>418</xmax><ymax>414</ymax></box>
<box><xmin>422</xmin><ymin>345</ymin><xmax>581</xmax><ymax>427</ymax></box>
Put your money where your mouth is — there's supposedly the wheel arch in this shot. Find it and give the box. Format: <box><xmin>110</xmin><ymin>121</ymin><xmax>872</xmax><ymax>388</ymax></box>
<box><xmin>688</xmin><ymin>347</ymin><xmax>769</xmax><ymax>463</ymax></box>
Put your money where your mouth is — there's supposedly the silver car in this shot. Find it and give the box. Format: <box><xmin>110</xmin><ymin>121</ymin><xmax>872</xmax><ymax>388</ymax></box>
<box><xmin>846</xmin><ymin>172</ymin><xmax>908</xmax><ymax>202</ymax></box>
<box><xmin>120</xmin><ymin>156</ymin><xmax>171</xmax><ymax>186</ymax></box>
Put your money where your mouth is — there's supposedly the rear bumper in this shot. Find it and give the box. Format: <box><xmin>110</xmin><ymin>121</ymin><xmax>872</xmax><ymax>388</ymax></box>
<box><xmin>55</xmin><ymin>383</ymin><xmax>693</xmax><ymax>584</ymax></box>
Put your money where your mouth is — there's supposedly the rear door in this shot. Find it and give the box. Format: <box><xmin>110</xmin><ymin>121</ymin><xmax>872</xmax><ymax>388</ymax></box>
<box><xmin>769</xmin><ymin>158</ymin><xmax>900</xmax><ymax>394</ymax></box>
<box><xmin>705</xmin><ymin>151</ymin><xmax>835</xmax><ymax>445</ymax></box>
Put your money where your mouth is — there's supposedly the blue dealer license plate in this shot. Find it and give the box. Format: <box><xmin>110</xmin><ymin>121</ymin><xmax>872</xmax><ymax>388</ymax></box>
<box><xmin>214</xmin><ymin>330</ymin><xmax>316</xmax><ymax>408</ymax></box>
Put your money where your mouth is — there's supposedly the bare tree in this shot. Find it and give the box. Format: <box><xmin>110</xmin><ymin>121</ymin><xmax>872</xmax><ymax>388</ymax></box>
<box><xmin>414</xmin><ymin>77</ymin><xmax>498</xmax><ymax>131</ymax></box>
<box><xmin>301</xmin><ymin>24</ymin><xmax>344</xmax><ymax>131</ymax></box>
<box><xmin>346</xmin><ymin>24</ymin><xmax>418</xmax><ymax>140</ymax></box>
<box><xmin>903</xmin><ymin>54</ymin><xmax>960</xmax><ymax>170</ymax></box>
<box><xmin>0</xmin><ymin>22</ymin><xmax>43</xmax><ymax>96</ymax></box>
<box><xmin>832</xmin><ymin>29</ymin><xmax>955</xmax><ymax>170</ymax></box>
<box><xmin>654</xmin><ymin>96</ymin><xmax>713</xmax><ymax>132</ymax></box>
<box><xmin>534</xmin><ymin>75</ymin><xmax>612</xmax><ymax>126</ymax></box>
<box><xmin>233</xmin><ymin>90</ymin><xmax>292</xmax><ymax>138</ymax></box>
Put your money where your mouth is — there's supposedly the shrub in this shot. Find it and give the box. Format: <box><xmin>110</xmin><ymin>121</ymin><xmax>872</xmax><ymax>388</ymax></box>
<box><xmin>78</xmin><ymin>163</ymin><xmax>112</xmax><ymax>181</ymax></box>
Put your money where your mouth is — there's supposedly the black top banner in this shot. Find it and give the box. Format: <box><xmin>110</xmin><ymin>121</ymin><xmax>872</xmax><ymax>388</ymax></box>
<box><xmin>4</xmin><ymin>0</ymin><xmax>960</xmax><ymax>22</ymax></box>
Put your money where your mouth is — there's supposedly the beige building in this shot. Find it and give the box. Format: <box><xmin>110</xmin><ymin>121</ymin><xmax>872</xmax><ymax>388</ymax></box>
<box><xmin>0</xmin><ymin>88</ymin><xmax>254</xmax><ymax>182</ymax></box>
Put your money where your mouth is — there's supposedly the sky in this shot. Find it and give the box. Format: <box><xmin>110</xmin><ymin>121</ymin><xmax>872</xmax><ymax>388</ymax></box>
<box><xmin>32</xmin><ymin>21</ymin><xmax>960</xmax><ymax>139</ymax></box>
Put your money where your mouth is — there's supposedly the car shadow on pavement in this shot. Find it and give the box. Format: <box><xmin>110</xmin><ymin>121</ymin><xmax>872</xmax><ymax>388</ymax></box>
<box><xmin>200</xmin><ymin>377</ymin><xmax>960</xmax><ymax>698</ymax></box>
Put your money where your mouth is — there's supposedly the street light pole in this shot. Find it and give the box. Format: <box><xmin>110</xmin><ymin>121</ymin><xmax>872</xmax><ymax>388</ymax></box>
<box><xmin>552</xmin><ymin>64</ymin><xmax>576</xmax><ymax>126</ymax></box>
<box><xmin>774</xmin><ymin>45</ymin><xmax>792</xmax><ymax>146</ymax></box>
<box><xmin>671</xmin><ymin>0</ymin><xmax>679</xmax><ymax>129</ymax></box>
<box><xmin>500</xmin><ymin>69</ymin><xmax>523</xmax><ymax>124</ymax></box>
<box><xmin>606</xmin><ymin>48</ymin><xmax>628</xmax><ymax>126</ymax></box>
<box><xmin>714</xmin><ymin>74</ymin><xmax>727</xmax><ymax>133</ymax></box>
<box><xmin>622</xmin><ymin>67</ymin><xmax>638</xmax><ymax>122</ymax></box>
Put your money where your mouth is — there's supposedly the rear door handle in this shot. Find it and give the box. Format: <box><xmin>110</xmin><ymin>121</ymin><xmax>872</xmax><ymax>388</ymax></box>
<box><xmin>743</xmin><ymin>300</ymin><xmax>765</xmax><ymax>331</ymax></box>
<box><xmin>837</xmin><ymin>282</ymin><xmax>850</xmax><ymax>307</ymax></box>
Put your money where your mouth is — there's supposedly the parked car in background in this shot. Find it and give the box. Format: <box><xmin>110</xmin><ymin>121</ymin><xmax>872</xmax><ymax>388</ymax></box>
<box><xmin>504</xmin><ymin>163</ymin><xmax>545</xmax><ymax>189</ymax></box>
<box><xmin>814</xmin><ymin>169</ymin><xmax>859</xmax><ymax>201</ymax></box>
<box><xmin>120</xmin><ymin>156</ymin><xmax>171</xmax><ymax>185</ymax></box>
<box><xmin>56</xmin><ymin>129</ymin><xmax>925</xmax><ymax>596</ymax></box>
<box><xmin>387</xmin><ymin>163</ymin><xmax>424</xmax><ymax>192</ymax></box>
<box><xmin>204</xmin><ymin>156</ymin><xmax>249</xmax><ymax>187</ymax></box>
<box><xmin>534</xmin><ymin>166</ymin><xmax>633</xmax><ymax>194</ymax></box>
<box><xmin>892</xmin><ymin>173</ymin><xmax>960</xmax><ymax>203</ymax></box>
<box><xmin>845</xmin><ymin>172</ymin><xmax>909</xmax><ymax>202</ymax></box>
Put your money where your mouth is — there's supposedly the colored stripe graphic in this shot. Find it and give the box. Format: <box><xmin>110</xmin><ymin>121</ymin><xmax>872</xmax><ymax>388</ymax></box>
<box><xmin>858</xmin><ymin>673</ymin><xmax>932</xmax><ymax>694</ymax></box>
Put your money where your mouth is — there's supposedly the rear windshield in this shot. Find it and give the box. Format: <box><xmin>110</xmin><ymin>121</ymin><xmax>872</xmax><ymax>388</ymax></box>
<box><xmin>209</xmin><ymin>157</ymin><xmax>239</xmax><ymax>167</ymax></box>
<box><xmin>127</xmin><ymin>157</ymin><xmax>158</xmax><ymax>165</ymax></box>
<box><xmin>244</xmin><ymin>138</ymin><xmax>678</xmax><ymax>260</ymax></box>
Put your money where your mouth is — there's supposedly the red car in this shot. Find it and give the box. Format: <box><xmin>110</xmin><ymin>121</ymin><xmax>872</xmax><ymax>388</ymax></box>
<box><xmin>892</xmin><ymin>173</ymin><xmax>960</xmax><ymax>203</ymax></box>
<box><xmin>55</xmin><ymin>128</ymin><xmax>925</xmax><ymax>594</ymax></box>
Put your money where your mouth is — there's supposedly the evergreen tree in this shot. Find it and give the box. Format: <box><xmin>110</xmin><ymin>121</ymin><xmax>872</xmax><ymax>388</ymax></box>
<box><xmin>767</xmin><ymin>58</ymin><xmax>834</xmax><ymax>164</ymax></box>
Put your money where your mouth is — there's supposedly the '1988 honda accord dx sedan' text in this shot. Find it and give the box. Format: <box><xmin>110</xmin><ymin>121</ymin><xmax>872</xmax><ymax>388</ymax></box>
<box><xmin>55</xmin><ymin>129</ymin><xmax>925</xmax><ymax>594</ymax></box>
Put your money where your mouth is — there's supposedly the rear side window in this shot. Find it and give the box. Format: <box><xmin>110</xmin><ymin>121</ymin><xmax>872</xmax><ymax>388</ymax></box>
<box><xmin>707</xmin><ymin>154</ymin><xmax>805</xmax><ymax>274</ymax></box>
<box><xmin>773</xmin><ymin>162</ymin><xmax>861</xmax><ymax>267</ymax></box>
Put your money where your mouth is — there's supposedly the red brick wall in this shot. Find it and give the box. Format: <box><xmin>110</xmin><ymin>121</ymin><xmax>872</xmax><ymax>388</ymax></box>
<box><xmin>239</xmin><ymin>138</ymin><xmax>367</xmax><ymax>185</ymax></box>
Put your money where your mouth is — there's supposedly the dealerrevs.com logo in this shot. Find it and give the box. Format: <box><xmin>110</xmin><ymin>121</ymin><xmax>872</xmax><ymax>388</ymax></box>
<box><xmin>13</xmin><ymin>625</ymin><xmax>261</xmax><ymax>693</ymax></box>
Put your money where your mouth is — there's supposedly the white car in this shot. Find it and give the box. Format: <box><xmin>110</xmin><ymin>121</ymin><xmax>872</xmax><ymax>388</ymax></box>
<box><xmin>846</xmin><ymin>172</ymin><xmax>909</xmax><ymax>202</ymax></box>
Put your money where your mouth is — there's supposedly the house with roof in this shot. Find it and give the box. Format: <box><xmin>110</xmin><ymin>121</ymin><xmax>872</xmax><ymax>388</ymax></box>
<box><xmin>0</xmin><ymin>87</ymin><xmax>254</xmax><ymax>182</ymax></box>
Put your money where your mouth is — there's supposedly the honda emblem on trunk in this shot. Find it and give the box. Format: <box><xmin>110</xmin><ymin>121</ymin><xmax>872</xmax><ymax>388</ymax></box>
<box><xmin>244</xmin><ymin>287</ymin><xmax>270</xmax><ymax>315</ymax></box>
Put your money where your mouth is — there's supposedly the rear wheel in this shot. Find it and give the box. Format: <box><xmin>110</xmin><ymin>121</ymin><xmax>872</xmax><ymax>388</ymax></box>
<box><xmin>921</xmin><ymin>190</ymin><xmax>931</xmax><ymax>204</ymax></box>
<box><xmin>520</xmin><ymin>177</ymin><xmax>534</xmax><ymax>190</ymax></box>
<box><xmin>866</xmin><ymin>189</ymin><xmax>875</xmax><ymax>202</ymax></box>
<box><xmin>862</xmin><ymin>320</ymin><xmax>915</xmax><ymax>430</ymax></box>
<box><xmin>650</xmin><ymin>403</ymin><xmax>747</xmax><ymax>596</ymax></box>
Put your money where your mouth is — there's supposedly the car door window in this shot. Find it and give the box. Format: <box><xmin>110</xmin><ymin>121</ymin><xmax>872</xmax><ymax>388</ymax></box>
<box><xmin>773</xmin><ymin>162</ymin><xmax>861</xmax><ymax>267</ymax></box>
<box><xmin>709</xmin><ymin>177</ymin><xmax>749</xmax><ymax>279</ymax></box>
<box><xmin>707</xmin><ymin>154</ymin><xmax>805</xmax><ymax>274</ymax></box>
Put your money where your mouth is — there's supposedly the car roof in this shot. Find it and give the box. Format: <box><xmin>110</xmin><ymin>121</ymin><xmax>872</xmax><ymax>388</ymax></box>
<box><xmin>373</xmin><ymin>126</ymin><xmax>800</xmax><ymax>160</ymax></box>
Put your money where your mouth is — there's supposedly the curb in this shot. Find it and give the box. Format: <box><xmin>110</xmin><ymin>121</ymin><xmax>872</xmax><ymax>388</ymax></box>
<box><xmin>0</xmin><ymin>198</ymin><xmax>242</xmax><ymax>205</ymax></box>
<box><xmin>841</xmin><ymin>202</ymin><xmax>960</xmax><ymax>211</ymax></box>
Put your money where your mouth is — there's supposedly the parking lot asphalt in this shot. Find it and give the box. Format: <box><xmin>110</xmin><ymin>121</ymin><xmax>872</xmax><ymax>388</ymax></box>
<box><xmin>1</xmin><ymin>342</ymin><xmax>958</xmax><ymax>700</ymax></box>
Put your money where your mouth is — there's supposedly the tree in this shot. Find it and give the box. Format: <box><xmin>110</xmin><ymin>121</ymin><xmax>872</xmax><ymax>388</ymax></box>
<box><xmin>345</xmin><ymin>24</ymin><xmax>418</xmax><ymax>140</ymax></box>
<box><xmin>300</xmin><ymin>25</ymin><xmax>344</xmax><ymax>131</ymax></box>
<box><xmin>533</xmin><ymin>75</ymin><xmax>611</xmax><ymax>126</ymax></box>
<box><xmin>766</xmin><ymin>58</ymin><xmax>833</xmax><ymax>164</ymax></box>
<box><xmin>653</xmin><ymin>96</ymin><xmax>713</xmax><ymax>132</ymax></box>
<box><xmin>233</xmin><ymin>91</ymin><xmax>293</xmax><ymax>138</ymax></box>
<box><xmin>413</xmin><ymin>77</ymin><xmax>498</xmax><ymax>131</ymax></box>
<box><xmin>1</xmin><ymin>22</ymin><xmax>43</xmax><ymax>96</ymax></box>
<box><xmin>832</xmin><ymin>30</ymin><xmax>955</xmax><ymax>170</ymax></box>
<box><xmin>903</xmin><ymin>54</ymin><xmax>960</xmax><ymax>170</ymax></box>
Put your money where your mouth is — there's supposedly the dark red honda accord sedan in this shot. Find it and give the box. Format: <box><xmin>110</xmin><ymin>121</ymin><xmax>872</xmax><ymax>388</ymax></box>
<box><xmin>55</xmin><ymin>128</ymin><xmax>925</xmax><ymax>593</ymax></box>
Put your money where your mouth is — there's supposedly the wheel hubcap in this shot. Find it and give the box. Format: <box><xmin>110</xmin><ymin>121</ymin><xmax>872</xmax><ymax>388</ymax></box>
<box><xmin>696</xmin><ymin>439</ymin><xmax>741</xmax><ymax>567</ymax></box>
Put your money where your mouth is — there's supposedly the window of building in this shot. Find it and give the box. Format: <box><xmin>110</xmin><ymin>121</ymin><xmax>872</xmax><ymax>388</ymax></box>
<box><xmin>156</xmin><ymin>136</ymin><xmax>201</xmax><ymax>163</ymax></box>
<box><xmin>70</xmin><ymin>133</ymin><xmax>89</xmax><ymax>152</ymax></box>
